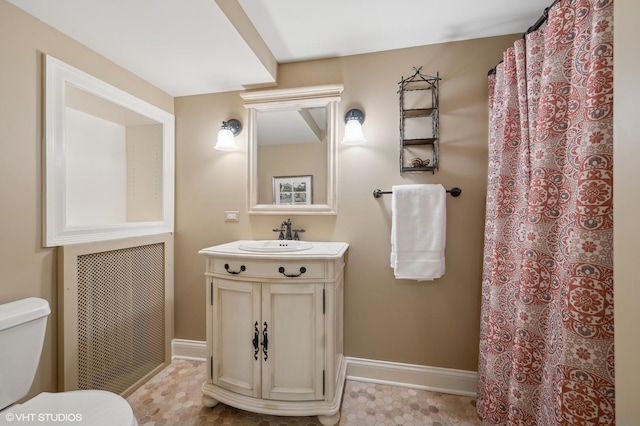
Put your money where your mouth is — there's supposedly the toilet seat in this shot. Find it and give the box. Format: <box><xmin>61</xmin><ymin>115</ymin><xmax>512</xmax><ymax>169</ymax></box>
<box><xmin>3</xmin><ymin>390</ymin><xmax>137</xmax><ymax>426</ymax></box>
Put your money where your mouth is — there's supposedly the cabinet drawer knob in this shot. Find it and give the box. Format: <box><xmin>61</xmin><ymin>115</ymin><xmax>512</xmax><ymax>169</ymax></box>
<box><xmin>278</xmin><ymin>266</ymin><xmax>306</xmax><ymax>277</ymax></box>
<box><xmin>224</xmin><ymin>264</ymin><xmax>246</xmax><ymax>274</ymax></box>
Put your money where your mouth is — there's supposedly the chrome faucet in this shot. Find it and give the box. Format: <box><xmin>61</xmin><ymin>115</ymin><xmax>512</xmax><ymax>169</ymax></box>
<box><xmin>272</xmin><ymin>218</ymin><xmax>305</xmax><ymax>240</ymax></box>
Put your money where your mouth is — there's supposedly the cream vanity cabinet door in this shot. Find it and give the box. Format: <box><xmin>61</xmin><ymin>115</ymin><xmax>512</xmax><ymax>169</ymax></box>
<box><xmin>261</xmin><ymin>282</ymin><xmax>324</xmax><ymax>401</ymax></box>
<box><xmin>210</xmin><ymin>278</ymin><xmax>261</xmax><ymax>398</ymax></box>
<box><xmin>209</xmin><ymin>278</ymin><xmax>324</xmax><ymax>402</ymax></box>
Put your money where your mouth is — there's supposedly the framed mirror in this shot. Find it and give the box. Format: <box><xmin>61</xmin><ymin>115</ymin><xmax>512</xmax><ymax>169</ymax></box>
<box><xmin>44</xmin><ymin>55</ymin><xmax>175</xmax><ymax>247</ymax></box>
<box><xmin>241</xmin><ymin>85</ymin><xmax>343</xmax><ymax>215</ymax></box>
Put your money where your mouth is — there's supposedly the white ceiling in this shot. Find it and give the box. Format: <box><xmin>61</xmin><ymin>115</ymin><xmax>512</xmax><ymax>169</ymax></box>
<box><xmin>9</xmin><ymin>0</ymin><xmax>551</xmax><ymax>97</ymax></box>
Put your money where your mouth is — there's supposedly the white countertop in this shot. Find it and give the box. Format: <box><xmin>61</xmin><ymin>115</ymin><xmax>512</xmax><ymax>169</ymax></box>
<box><xmin>199</xmin><ymin>240</ymin><xmax>349</xmax><ymax>260</ymax></box>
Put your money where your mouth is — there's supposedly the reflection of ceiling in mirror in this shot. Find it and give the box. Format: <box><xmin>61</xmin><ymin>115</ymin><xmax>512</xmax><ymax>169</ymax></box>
<box><xmin>66</xmin><ymin>85</ymin><xmax>159</xmax><ymax>127</ymax></box>
<box><xmin>257</xmin><ymin>107</ymin><xmax>327</xmax><ymax>146</ymax></box>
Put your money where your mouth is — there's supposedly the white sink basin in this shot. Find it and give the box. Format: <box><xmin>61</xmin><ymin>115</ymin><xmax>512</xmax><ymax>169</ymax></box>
<box><xmin>238</xmin><ymin>240</ymin><xmax>313</xmax><ymax>253</ymax></box>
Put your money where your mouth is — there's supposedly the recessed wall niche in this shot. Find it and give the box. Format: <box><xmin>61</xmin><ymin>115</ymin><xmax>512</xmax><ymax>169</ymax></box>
<box><xmin>44</xmin><ymin>55</ymin><xmax>175</xmax><ymax>246</ymax></box>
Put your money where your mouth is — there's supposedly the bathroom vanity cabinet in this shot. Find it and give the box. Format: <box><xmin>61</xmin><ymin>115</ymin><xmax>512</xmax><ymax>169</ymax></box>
<box><xmin>198</xmin><ymin>241</ymin><xmax>348</xmax><ymax>426</ymax></box>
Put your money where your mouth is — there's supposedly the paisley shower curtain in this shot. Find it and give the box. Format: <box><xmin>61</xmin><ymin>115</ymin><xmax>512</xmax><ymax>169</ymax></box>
<box><xmin>477</xmin><ymin>0</ymin><xmax>614</xmax><ymax>424</ymax></box>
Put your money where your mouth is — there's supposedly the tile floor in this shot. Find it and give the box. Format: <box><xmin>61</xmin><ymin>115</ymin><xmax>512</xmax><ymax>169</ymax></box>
<box><xmin>127</xmin><ymin>359</ymin><xmax>481</xmax><ymax>425</ymax></box>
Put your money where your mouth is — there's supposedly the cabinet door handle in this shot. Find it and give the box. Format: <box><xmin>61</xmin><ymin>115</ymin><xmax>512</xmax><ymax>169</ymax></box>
<box><xmin>253</xmin><ymin>321</ymin><xmax>259</xmax><ymax>360</ymax></box>
<box><xmin>224</xmin><ymin>263</ymin><xmax>246</xmax><ymax>274</ymax></box>
<box><xmin>261</xmin><ymin>321</ymin><xmax>269</xmax><ymax>361</ymax></box>
<box><xmin>278</xmin><ymin>266</ymin><xmax>306</xmax><ymax>277</ymax></box>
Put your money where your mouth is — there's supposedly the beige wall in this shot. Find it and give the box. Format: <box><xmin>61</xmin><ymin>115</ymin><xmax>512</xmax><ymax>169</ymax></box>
<box><xmin>0</xmin><ymin>0</ymin><xmax>173</xmax><ymax>398</ymax></box>
<box><xmin>175</xmin><ymin>34</ymin><xmax>518</xmax><ymax>371</ymax></box>
<box><xmin>613</xmin><ymin>0</ymin><xmax>640</xmax><ymax>421</ymax></box>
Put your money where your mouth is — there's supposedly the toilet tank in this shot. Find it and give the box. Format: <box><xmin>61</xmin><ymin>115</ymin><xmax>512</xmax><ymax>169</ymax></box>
<box><xmin>0</xmin><ymin>297</ymin><xmax>50</xmax><ymax>410</ymax></box>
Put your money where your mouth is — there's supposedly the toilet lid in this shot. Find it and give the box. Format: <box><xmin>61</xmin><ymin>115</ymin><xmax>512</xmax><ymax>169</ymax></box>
<box><xmin>4</xmin><ymin>390</ymin><xmax>137</xmax><ymax>426</ymax></box>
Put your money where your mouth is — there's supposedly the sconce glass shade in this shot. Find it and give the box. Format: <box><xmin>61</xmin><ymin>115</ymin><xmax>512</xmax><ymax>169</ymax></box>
<box><xmin>341</xmin><ymin>109</ymin><xmax>367</xmax><ymax>145</ymax></box>
<box><xmin>214</xmin><ymin>119</ymin><xmax>242</xmax><ymax>151</ymax></box>
<box><xmin>215</xmin><ymin>128</ymin><xmax>237</xmax><ymax>151</ymax></box>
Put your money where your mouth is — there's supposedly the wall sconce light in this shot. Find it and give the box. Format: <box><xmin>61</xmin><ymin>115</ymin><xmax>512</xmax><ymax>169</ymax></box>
<box><xmin>341</xmin><ymin>108</ymin><xmax>367</xmax><ymax>145</ymax></box>
<box><xmin>214</xmin><ymin>119</ymin><xmax>242</xmax><ymax>151</ymax></box>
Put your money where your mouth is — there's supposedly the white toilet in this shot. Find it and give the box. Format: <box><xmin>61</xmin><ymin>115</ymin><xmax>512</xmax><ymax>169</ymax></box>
<box><xmin>0</xmin><ymin>297</ymin><xmax>138</xmax><ymax>425</ymax></box>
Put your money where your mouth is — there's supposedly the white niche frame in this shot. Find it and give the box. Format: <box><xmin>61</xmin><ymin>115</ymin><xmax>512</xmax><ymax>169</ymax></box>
<box><xmin>43</xmin><ymin>55</ymin><xmax>175</xmax><ymax>247</ymax></box>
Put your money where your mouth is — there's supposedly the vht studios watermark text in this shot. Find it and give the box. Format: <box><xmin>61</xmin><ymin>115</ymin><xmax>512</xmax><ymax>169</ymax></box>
<box><xmin>4</xmin><ymin>413</ymin><xmax>83</xmax><ymax>423</ymax></box>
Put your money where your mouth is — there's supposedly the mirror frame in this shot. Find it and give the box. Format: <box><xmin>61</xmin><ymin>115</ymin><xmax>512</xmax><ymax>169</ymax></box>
<box><xmin>241</xmin><ymin>84</ymin><xmax>343</xmax><ymax>215</ymax></box>
<box><xmin>43</xmin><ymin>55</ymin><xmax>175</xmax><ymax>247</ymax></box>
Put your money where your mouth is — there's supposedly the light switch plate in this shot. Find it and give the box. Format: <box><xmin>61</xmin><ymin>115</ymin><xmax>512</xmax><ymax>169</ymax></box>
<box><xmin>224</xmin><ymin>211</ymin><xmax>239</xmax><ymax>222</ymax></box>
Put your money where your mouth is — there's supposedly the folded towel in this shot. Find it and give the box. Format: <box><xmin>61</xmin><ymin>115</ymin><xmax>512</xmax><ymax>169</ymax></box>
<box><xmin>390</xmin><ymin>184</ymin><xmax>446</xmax><ymax>280</ymax></box>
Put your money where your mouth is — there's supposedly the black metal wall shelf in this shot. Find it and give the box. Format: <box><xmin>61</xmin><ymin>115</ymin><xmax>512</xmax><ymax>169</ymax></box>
<box><xmin>402</xmin><ymin>138</ymin><xmax>436</xmax><ymax>146</ymax></box>
<box><xmin>398</xmin><ymin>68</ymin><xmax>440</xmax><ymax>174</ymax></box>
<box><xmin>403</xmin><ymin>108</ymin><xmax>437</xmax><ymax>118</ymax></box>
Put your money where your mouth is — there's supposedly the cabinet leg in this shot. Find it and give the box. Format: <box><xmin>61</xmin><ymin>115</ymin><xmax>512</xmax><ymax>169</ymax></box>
<box><xmin>317</xmin><ymin>412</ymin><xmax>340</xmax><ymax>426</ymax></box>
<box><xmin>201</xmin><ymin>394</ymin><xmax>219</xmax><ymax>408</ymax></box>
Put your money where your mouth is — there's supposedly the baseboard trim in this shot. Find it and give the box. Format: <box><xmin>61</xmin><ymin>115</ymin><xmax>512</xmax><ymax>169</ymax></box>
<box><xmin>171</xmin><ymin>339</ymin><xmax>207</xmax><ymax>361</ymax></box>
<box><xmin>171</xmin><ymin>340</ymin><xmax>477</xmax><ymax>397</ymax></box>
<box><xmin>345</xmin><ymin>356</ymin><xmax>477</xmax><ymax>397</ymax></box>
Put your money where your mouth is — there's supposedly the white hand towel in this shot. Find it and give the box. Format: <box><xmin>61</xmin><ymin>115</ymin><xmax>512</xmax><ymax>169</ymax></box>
<box><xmin>390</xmin><ymin>184</ymin><xmax>446</xmax><ymax>280</ymax></box>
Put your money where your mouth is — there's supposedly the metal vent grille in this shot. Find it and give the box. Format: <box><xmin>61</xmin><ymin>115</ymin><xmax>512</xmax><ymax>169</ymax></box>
<box><xmin>76</xmin><ymin>243</ymin><xmax>165</xmax><ymax>394</ymax></box>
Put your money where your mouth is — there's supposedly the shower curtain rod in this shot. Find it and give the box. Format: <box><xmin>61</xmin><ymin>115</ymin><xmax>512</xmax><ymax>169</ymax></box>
<box><xmin>487</xmin><ymin>0</ymin><xmax>562</xmax><ymax>76</ymax></box>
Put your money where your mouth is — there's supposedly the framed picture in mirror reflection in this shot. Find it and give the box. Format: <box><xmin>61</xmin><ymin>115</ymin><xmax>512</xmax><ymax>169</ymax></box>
<box><xmin>273</xmin><ymin>175</ymin><xmax>313</xmax><ymax>205</ymax></box>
